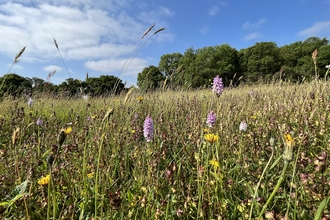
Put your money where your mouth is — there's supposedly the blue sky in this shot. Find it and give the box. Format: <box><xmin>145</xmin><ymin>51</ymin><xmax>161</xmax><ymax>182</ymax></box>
<box><xmin>0</xmin><ymin>0</ymin><xmax>329</xmax><ymax>86</ymax></box>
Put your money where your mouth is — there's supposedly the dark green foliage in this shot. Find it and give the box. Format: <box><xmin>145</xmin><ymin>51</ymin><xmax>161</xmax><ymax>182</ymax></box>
<box><xmin>85</xmin><ymin>75</ymin><xmax>124</xmax><ymax>97</ymax></box>
<box><xmin>240</xmin><ymin>42</ymin><xmax>282</xmax><ymax>82</ymax></box>
<box><xmin>30</xmin><ymin>77</ymin><xmax>58</xmax><ymax>94</ymax></box>
<box><xmin>158</xmin><ymin>52</ymin><xmax>183</xmax><ymax>77</ymax></box>
<box><xmin>0</xmin><ymin>73</ymin><xmax>32</xmax><ymax>98</ymax></box>
<box><xmin>58</xmin><ymin>78</ymin><xmax>83</xmax><ymax>97</ymax></box>
<box><xmin>137</xmin><ymin>65</ymin><xmax>165</xmax><ymax>91</ymax></box>
<box><xmin>0</xmin><ymin>73</ymin><xmax>124</xmax><ymax>99</ymax></box>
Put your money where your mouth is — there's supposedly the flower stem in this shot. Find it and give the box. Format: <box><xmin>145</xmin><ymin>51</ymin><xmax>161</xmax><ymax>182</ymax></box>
<box><xmin>258</xmin><ymin>161</ymin><xmax>289</xmax><ymax>219</ymax></box>
<box><xmin>248</xmin><ymin>148</ymin><xmax>274</xmax><ymax>220</ymax></box>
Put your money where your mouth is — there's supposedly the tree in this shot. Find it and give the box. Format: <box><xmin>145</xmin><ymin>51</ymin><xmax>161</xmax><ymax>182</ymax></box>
<box><xmin>178</xmin><ymin>47</ymin><xmax>197</xmax><ymax>88</ymax></box>
<box><xmin>58</xmin><ymin>78</ymin><xmax>82</xmax><ymax>97</ymax></box>
<box><xmin>137</xmin><ymin>65</ymin><xmax>165</xmax><ymax>91</ymax></box>
<box><xmin>213</xmin><ymin>44</ymin><xmax>240</xmax><ymax>85</ymax></box>
<box><xmin>279</xmin><ymin>42</ymin><xmax>302</xmax><ymax>68</ymax></box>
<box><xmin>192</xmin><ymin>46</ymin><xmax>218</xmax><ymax>88</ymax></box>
<box><xmin>241</xmin><ymin>42</ymin><xmax>282</xmax><ymax>82</ymax></box>
<box><xmin>85</xmin><ymin>75</ymin><xmax>124</xmax><ymax>96</ymax></box>
<box><xmin>317</xmin><ymin>45</ymin><xmax>330</xmax><ymax>78</ymax></box>
<box><xmin>0</xmin><ymin>73</ymin><xmax>32</xmax><ymax>98</ymax></box>
<box><xmin>158</xmin><ymin>52</ymin><xmax>183</xmax><ymax>77</ymax></box>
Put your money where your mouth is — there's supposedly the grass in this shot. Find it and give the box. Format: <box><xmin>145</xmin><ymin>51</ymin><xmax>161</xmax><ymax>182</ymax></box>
<box><xmin>0</xmin><ymin>80</ymin><xmax>329</xmax><ymax>219</ymax></box>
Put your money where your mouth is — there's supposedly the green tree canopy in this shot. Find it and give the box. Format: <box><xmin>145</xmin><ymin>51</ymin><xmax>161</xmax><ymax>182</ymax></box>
<box><xmin>85</xmin><ymin>75</ymin><xmax>124</xmax><ymax>96</ymax></box>
<box><xmin>137</xmin><ymin>65</ymin><xmax>165</xmax><ymax>91</ymax></box>
<box><xmin>158</xmin><ymin>52</ymin><xmax>183</xmax><ymax>77</ymax></box>
<box><xmin>0</xmin><ymin>73</ymin><xmax>32</xmax><ymax>98</ymax></box>
<box><xmin>240</xmin><ymin>42</ymin><xmax>282</xmax><ymax>82</ymax></box>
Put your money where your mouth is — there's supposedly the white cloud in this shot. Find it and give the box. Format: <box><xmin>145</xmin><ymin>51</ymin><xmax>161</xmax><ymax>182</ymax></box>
<box><xmin>242</xmin><ymin>18</ymin><xmax>267</xmax><ymax>29</ymax></box>
<box><xmin>137</xmin><ymin>6</ymin><xmax>173</xmax><ymax>25</ymax></box>
<box><xmin>200</xmin><ymin>25</ymin><xmax>210</xmax><ymax>35</ymax></box>
<box><xmin>208</xmin><ymin>6</ymin><xmax>219</xmax><ymax>17</ymax></box>
<box><xmin>243</xmin><ymin>32</ymin><xmax>262</xmax><ymax>41</ymax></box>
<box><xmin>43</xmin><ymin>65</ymin><xmax>63</xmax><ymax>72</ymax></box>
<box><xmin>299</xmin><ymin>21</ymin><xmax>330</xmax><ymax>36</ymax></box>
<box><xmin>65</xmin><ymin>44</ymin><xmax>135</xmax><ymax>60</ymax></box>
<box><xmin>84</xmin><ymin>57</ymin><xmax>149</xmax><ymax>76</ymax></box>
<box><xmin>0</xmin><ymin>1</ymin><xmax>174</xmax><ymax>63</ymax></box>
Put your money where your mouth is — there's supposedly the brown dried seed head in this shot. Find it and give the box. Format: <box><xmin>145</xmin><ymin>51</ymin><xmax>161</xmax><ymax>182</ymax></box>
<box><xmin>14</xmin><ymin>46</ymin><xmax>26</xmax><ymax>61</ymax></box>
<box><xmin>154</xmin><ymin>27</ymin><xmax>165</xmax><ymax>35</ymax></box>
<box><xmin>53</xmin><ymin>38</ymin><xmax>59</xmax><ymax>49</ymax></box>
<box><xmin>12</xmin><ymin>127</ymin><xmax>20</xmax><ymax>145</ymax></box>
<box><xmin>312</xmin><ymin>49</ymin><xmax>318</xmax><ymax>65</ymax></box>
<box><xmin>102</xmin><ymin>107</ymin><xmax>114</xmax><ymax>124</ymax></box>
<box><xmin>124</xmin><ymin>87</ymin><xmax>134</xmax><ymax>104</ymax></box>
<box><xmin>141</xmin><ymin>23</ymin><xmax>155</xmax><ymax>39</ymax></box>
<box><xmin>312</xmin><ymin>49</ymin><xmax>318</xmax><ymax>59</ymax></box>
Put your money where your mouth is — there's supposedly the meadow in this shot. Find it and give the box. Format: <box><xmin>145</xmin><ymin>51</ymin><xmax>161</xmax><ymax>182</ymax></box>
<box><xmin>0</xmin><ymin>79</ymin><xmax>329</xmax><ymax>220</ymax></box>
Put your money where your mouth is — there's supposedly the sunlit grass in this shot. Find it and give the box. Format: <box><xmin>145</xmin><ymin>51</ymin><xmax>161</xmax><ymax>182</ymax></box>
<box><xmin>0</xmin><ymin>81</ymin><xmax>329</xmax><ymax>219</ymax></box>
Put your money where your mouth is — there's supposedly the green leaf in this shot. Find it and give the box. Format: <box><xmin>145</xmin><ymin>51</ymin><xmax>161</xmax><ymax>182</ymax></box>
<box><xmin>314</xmin><ymin>196</ymin><xmax>329</xmax><ymax>220</ymax></box>
<box><xmin>270</xmin><ymin>156</ymin><xmax>282</xmax><ymax>170</ymax></box>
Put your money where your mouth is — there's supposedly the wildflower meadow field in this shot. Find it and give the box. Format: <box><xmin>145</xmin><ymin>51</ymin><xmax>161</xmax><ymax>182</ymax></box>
<box><xmin>0</xmin><ymin>77</ymin><xmax>329</xmax><ymax>219</ymax></box>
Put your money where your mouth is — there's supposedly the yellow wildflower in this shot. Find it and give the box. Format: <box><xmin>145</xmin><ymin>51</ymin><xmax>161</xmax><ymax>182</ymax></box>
<box><xmin>284</xmin><ymin>133</ymin><xmax>294</xmax><ymax>148</ymax></box>
<box><xmin>209</xmin><ymin>159</ymin><xmax>220</xmax><ymax>168</ymax></box>
<box><xmin>204</xmin><ymin>133</ymin><xmax>219</xmax><ymax>143</ymax></box>
<box><xmin>283</xmin><ymin>133</ymin><xmax>295</xmax><ymax>162</ymax></box>
<box><xmin>131</xmin><ymin>130</ymin><xmax>136</xmax><ymax>134</ymax></box>
<box><xmin>87</xmin><ymin>172</ymin><xmax>94</xmax><ymax>179</ymax></box>
<box><xmin>38</xmin><ymin>174</ymin><xmax>50</xmax><ymax>185</ymax></box>
<box><xmin>137</xmin><ymin>96</ymin><xmax>143</xmax><ymax>102</ymax></box>
<box><xmin>63</xmin><ymin>127</ymin><xmax>72</xmax><ymax>135</ymax></box>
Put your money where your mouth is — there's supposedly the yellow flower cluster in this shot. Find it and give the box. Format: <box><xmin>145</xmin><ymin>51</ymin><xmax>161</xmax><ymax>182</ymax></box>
<box><xmin>284</xmin><ymin>133</ymin><xmax>294</xmax><ymax>148</ymax></box>
<box><xmin>204</xmin><ymin>133</ymin><xmax>219</xmax><ymax>143</ymax></box>
<box><xmin>37</xmin><ymin>174</ymin><xmax>50</xmax><ymax>185</ymax></box>
<box><xmin>209</xmin><ymin>159</ymin><xmax>220</xmax><ymax>168</ymax></box>
<box><xmin>87</xmin><ymin>172</ymin><xmax>94</xmax><ymax>179</ymax></box>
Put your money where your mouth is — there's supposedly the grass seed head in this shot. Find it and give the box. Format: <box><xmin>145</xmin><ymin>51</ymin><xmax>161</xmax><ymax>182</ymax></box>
<box><xmin>154</xmin><ymin>27</ymin><xmax>165</xmax><ymax>35</ymax></box>
<box><xmin>53</xmin><ymin>38</ymin><xmax>59</xmax><ymax>49</ymax></box>
<box><xmin>14</xmin><ymin>46</ymin><xmax>26</xmax><ymax>62</ymax></box>
<box><xmin>142</xmin><ymin>23</ymin><xmax>155</xmax><ymax>39</ymax></box>
<box><xmin>12</xmin><ymin>127</ymin><xmax>20</xmax><ymax>145</ymax></box>
<box><xmin>124</xmin><ymin>87</ymin><xmax>134</xmax><ymax>104</ymax></box>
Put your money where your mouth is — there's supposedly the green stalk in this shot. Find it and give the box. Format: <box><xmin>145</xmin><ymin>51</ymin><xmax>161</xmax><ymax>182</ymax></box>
<box><xmin>81</xmin><ymin>139</ymin><xmax>88</xmax><ymax>216</ymax></box>
<box><xmin>94</xmin><ymin>133</ymin><xmax>105</xmax><ymax>218</ymax></box>
<box><xmin>258</xmin><ymin>161</ymin><xmax>289</xmax><ymax>219</ymax></box>
<box><xmin>248</xmin><ymin>148</ymin><xmax>274</xmax><ymax>220</ymax></box>
<box><xmin>52</xmin><ymin>172</ymin><xmax>57</xmax><ymax>219</ymax></box>
<box><xmin>285</xmin><ymin>144</ymin><xmax>301</xmax><ymax>218</ymax></box>
<box><xmin>47</xmin><ymin>169</ymin><xmax>51</xmax><ymax>220</ymax></box>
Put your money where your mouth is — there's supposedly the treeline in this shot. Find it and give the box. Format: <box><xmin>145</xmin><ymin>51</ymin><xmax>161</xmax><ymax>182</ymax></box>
<box><xmin>0</xmin><ymin>73</ymin><xmax>125</xmax><ymax>98</ymax></box>
<box><xmin>137</xmin><ymin>36</ymin><xmax>330</xmax><ymax>91</ymax></box>
<box><xmin>1</xmin><ymin>36</ymin><xmax>329</xmax><ymax>97</ymax></box>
